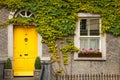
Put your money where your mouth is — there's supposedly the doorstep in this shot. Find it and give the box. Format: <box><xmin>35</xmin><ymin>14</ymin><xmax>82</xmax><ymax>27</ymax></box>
<box><xmin>13</xmin><ymin>77</ymin><xmax>34</xmax><ymax>80</ymax></box>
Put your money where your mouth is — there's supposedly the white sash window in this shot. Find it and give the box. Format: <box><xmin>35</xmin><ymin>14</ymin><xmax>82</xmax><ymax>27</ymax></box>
<box><xmin>74</xmin><ymin>13</ymin><xmax>106</xmax><ymax>60</ymax></box>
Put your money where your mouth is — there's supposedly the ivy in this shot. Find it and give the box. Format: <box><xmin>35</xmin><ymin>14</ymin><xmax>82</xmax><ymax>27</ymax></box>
<box><xmin>0</xmin><ymin>0</ymin><xmax>119</xmax><ymax>35</ymax></box>
<box><xmin>8</xmin><ymin>17</ymin><xmax>34</xmax><ymax>26</ymax></box>
<box><xmin>108</xmin><ymin>20</ymin><xmax>120</xmax><ymax>35</ymax></box>
<box><xmin>0</xmin><ymin>0</ymin><xmax>26</xmax><ymax>11</ymax></box>
<box><xmin>0</xmin><ymin>0</ymin><xmax>120</xmax><ymax>74</ymax></box>
<box><xmin>60</xmin><ymin>38</ymin><xmax>79</xmax><ymax>65</ymax></box>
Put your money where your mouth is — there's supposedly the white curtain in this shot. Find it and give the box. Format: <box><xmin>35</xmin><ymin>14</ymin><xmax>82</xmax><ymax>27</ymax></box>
<box><xmin>80</xmin><ymin>37</ymin><xmax>99</xmax><ymax>50</ymax></box>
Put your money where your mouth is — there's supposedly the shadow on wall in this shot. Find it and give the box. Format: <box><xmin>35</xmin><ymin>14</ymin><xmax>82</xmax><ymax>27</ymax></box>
<box><xmin>0</xmin><ymin>61</ymin><xmax>5</xmax><ymax>80</ymax></box>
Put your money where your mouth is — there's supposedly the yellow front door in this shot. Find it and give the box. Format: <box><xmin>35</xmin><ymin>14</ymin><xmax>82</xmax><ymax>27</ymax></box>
<box><xmin>14</xmin><ymin>26</ymin><xmax>38</xmax><ymax>76</ymax></box>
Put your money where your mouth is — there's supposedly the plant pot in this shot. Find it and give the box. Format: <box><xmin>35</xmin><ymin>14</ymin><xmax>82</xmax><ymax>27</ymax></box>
<box><xmin>4</xmin><ymin>69</ymin><xmax>13</xmax><ymax>80</ymax></box>
<box><xmin>34</xmin><ymin>69</ymin><xmax>41</xmax><ymax>80</ymax></box>
<box><xmin>78</xmin><ymin>53</ymin><xmax>102</xmax><ymax>58</ymax></box>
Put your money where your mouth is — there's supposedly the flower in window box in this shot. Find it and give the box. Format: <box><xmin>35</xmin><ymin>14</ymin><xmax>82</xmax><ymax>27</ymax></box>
<box><xmin>78</xmin><ymin>48</ymin><xmax>102</xmax><ymax>58</ymax></box>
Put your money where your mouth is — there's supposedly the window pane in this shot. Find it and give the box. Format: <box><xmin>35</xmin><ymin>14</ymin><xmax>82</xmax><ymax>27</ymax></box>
<box><xmin>80</xmin><ymin>38</ymin><xmax>88</xmax><ymax>49</ymax></box>
<box><xmin>21</xmin><ymin>11</ymin><xmax>25</xmax><ymax>15</ymax></box>
<box><xmin>90</xmin><ymin>38</ymin><xmax>99</xmax><ymax>49</ymax></box>
<box><xmin>80</xmin><ymin>37</ymin><xmax>99</xmax><ymax>50</ymax></box>
<box><xmin>80</xmin><ymin>30</ymin><xmax>88</xmax><ymax>36</ymax></box>
<box><xmin>80</xmin><ymin>19</ymin><xmax>88</xmax><ymax>36</ymax></box>
<box><xmin>27</xmin><ymin>11</ymin><xmax>31</xmax><ymax>16</ymax></box>
<box><xmin>90</xmin><ymin>19</ymin><xmax>100</xmax><ymax>36</ymax></box>
<box><xmin>80</xmin><ymin>19</ymin><xmax>86</xmax><ymax>30</ymax></box>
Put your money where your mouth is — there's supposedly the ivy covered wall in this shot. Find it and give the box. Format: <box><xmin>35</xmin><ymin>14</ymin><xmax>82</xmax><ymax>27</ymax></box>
<box><xmin>0</xmin><ymin>0</ymin><xmax>120</xmax><ymax>36</ymax></box>
<box><xmin>0</xmin><ymin>0</ymin><xmax>120</xmax><ymax>74</ymax></box>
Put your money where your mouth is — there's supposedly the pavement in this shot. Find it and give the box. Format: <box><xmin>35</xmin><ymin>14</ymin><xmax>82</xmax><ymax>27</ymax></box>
<box><xmin>13</xmin><ymin>77</ymin><xmax>35</xmax><ymax>80</ymax></box>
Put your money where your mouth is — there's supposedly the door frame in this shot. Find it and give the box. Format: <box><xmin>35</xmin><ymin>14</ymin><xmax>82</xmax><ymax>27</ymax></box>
<box><xmin>8</xmin><ymin>11</ymin><xmax>42</xmax><ymax>59</ymax></box>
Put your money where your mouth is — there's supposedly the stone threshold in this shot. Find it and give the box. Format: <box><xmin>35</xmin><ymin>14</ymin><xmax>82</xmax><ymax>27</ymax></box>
<box><xmin>13</xmin><ymin>77</ymin><xmax>34</xmax><ymax>80</ymax></box>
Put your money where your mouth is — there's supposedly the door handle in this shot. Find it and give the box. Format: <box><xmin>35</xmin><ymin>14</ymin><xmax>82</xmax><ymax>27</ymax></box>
<box><xmin>24</xmin><ymin>54</ymin><xmax>28</xmax><ymax>56</ymax></box>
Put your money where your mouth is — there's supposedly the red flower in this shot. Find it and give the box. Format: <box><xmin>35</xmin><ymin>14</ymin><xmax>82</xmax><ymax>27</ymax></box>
<box><xmin>89</xmin><ymin>48</ymin><xmax>93</xmax><ymax>50</ymax></box>
<box><xmin>97</xmin><ymin>48</ymin><xmax>100</xmax><ymax>51</ymax></box>
<box><xmin>82</xmin><ymin>48</ymin><xmax>85</xmax><ymax>50</ymax></box>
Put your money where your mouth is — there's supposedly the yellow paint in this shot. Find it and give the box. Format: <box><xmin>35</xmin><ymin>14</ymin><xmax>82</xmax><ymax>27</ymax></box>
<box><xmin>14</xmin><ymin>26</ymin><xmax>38</xmax><ymax>76</ymax></box>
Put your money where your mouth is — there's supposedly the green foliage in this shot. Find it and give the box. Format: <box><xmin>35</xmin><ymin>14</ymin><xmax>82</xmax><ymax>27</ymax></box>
<box><xmin>35</xmin><ymin>56</ymin><xmax>41</xmax><ymax>69</ymax></box>
<box><xmin>5</xmin><ymin>58</ymin><xmax>12</xmax><ymax>69</ymax></box>
<box><xmin>55</xmin><ymin>68</ymin><xmax>62</xmax><ymax>75</ymax></box>
<box><xmin>107</xmin><ymin>20</ymin><xmax>120</xmax><ymax>36</ymax></box>
<box><xmin>0</xmin><ymin>0</ymin><xmax>120</xmax><ymax>36</ymax></box>
<box><xmin>61</xmin><ymin>38</ymin><xmax>79</xmax><ymax>53</ymax></box>
<box><xmin>60</xmin><ymin>38</ymin><xmax>79</xmax><ymax>65</ymax></box>
<box><xmin>8</xmin><ymin>17</ymin><xmax>34</xmax><ymax>26</ymax></box>
<box><xmin>0</xmin><ymin>0</ymin><xmax>120</xmax><ymax>73</ymax></box>
<box><xmin>0</xmin><ymin>0</ymin><xmax>26</xmax><ymax>11</ymax></box>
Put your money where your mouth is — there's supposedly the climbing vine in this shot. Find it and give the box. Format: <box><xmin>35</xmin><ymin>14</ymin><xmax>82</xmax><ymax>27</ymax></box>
<box><xmin>60</xmin><ymin>38</ymin><xmax>79</xmax><ymax>65</ymax></box>
<box><xmin>8</xmin><ymin>17</ymin><xmax>34</xmax><ymax>25</ymax></box>
<box><xmin>0</xmin><ymin>0</ymin><xmax>120</xmax><ymax>74</ymax></box>
<box><xmin>0</xmin><ymin>0</ymin><xmax>119</xmax><ymax>35</ymax></box>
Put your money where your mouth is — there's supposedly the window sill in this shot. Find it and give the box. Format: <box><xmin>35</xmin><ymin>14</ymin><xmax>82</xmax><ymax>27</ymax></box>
<box><xmin>41</xmin><ymin>57</ymin><xmax>50</xmax><ymax>61</ymax></box>
<box><xmin>78</xmin><ymin>53</ymin><xmax>102</xmax><ymax>58</ymax></box>
<box><xmin>74</xmin><ymin>57</ymin><xmax>106</xmax><ymax>61</ymax></box>
<box><xmin>74</xmin><ymin>53</ymin><xmax>106</xmax><ymax>61</ymax></box>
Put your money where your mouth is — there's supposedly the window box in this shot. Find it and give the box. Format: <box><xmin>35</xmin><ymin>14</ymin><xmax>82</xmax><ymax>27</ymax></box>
<box><xmin>78</xmin><ymin>48</ymin><xmax>102</xmax><ymax>58</ymax></box>
<box><xmin>78</xmin><ymin>53</ymin><xmax>102</xmax><ymax>58</ymax></box>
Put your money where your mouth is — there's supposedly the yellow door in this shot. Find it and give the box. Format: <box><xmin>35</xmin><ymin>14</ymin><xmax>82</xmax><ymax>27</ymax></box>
<box><xmin>14</xmin><ymin>26</ymin><xmax>38</xmax><ymax>76</ymax></box>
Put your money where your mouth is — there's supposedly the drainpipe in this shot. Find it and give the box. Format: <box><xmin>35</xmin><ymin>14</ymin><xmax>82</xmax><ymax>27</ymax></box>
<box><xmin>40</xmin><ymin>60</ymin><xmax>51</xmax><ymax>80</ymax></box>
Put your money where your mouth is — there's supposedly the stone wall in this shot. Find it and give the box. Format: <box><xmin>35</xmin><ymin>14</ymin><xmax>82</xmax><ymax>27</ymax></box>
<box><xmin>0</xmin><ymin>8</ymin><xmax>10</xmax><ymax>60</ymax></box>
<box><xmin>0</xmin><ymin>8</ymin><xmax>9</xmax><ymax>80</ymax></box>
<box><xmin>46</xmin><ymin>34</ymin><xmax>120</xmax><ymax>74</ymax></box>
<box><xmin>71</xmin><ymin>33</ymin><xmax>120</xmax><ymax>74</ymax></box>
<box><xmin>0</xmin><ymin>26</ymin><xmax>8</xmax><ymax>57</ymax></box>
